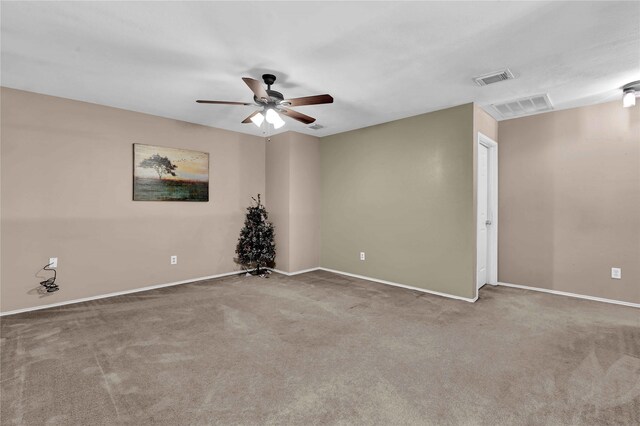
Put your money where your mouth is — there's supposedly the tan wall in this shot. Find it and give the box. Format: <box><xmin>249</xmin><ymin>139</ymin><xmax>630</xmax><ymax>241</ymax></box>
<box><xmin>474</xmin><ymin>104</ymin><xmax>498</xmax><ymax>142</ymax></box>
<box><xmin>321</xmin><ymin>104</ymin><xmax>476</xmax><ymax>299</ymax></box>
<box><xmin>289</xmin><ymin>132</ymin><xmax>321</xmax><ymax>272</ymax></box>
<box><xmin>0</xmin><ymin>88</ymin><xmax>266</xmax><ymax>312</ymax></box>
<box><xmin>265</xmin><ymin>133</ymin><xmax>291</xmax><ymax>272</ymax></box>
<box><xmin>8</xmin><ymin>86</ymin><xmax>631</xmax><ymax>310</ymax></box>
<box><xmin>265</xmin><ymin>132</ymin><xmax>321</xmax><ymax>273</ymax></box>
<box><xmin>498</xmin><ymin>101</ymin><xmax>640</xmax><ymax>304</ymax></box>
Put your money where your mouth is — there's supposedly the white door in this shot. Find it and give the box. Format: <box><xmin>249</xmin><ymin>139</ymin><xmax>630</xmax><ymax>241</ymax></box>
<box><xmin>477</xmin><ymin>143</ymin><xmax>490</xmax><ymax>289</ymax></box>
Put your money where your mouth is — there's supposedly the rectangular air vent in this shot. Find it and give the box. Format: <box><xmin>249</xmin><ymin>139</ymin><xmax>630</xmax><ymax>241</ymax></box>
<box><xmin>307</xmin><ymin>124</ymin><xmax>324</xmax><ymax>130</ymax></box>
<box><xmin>491</xmin><ymin>94</ymin><xmax>553</xmax><ymax>119</ymax></box>
<box><xmin>473</xmin><ymin>68</ymin><xmax>515</xmax><ymax>86</ymax></box>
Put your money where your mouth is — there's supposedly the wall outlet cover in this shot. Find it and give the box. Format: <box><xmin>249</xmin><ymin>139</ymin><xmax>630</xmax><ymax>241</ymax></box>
<box><xmin>360</xmin><ymin>252</ymin><xmax>366</xmax><ymax>261</ymax></box>
<box><xmin>49</xmin><ymin>257</ymin><xmax>58</xmax><ymax>268</ymax></box>
<box><xmin>611</xmin><ymin>267</ymin><xmax>621</xmax><ymax>279</ymax></box>
<box><xmin>171</xmin><ymin>255</ymin><xmax>178</xmax><ymax>265</ymax></box>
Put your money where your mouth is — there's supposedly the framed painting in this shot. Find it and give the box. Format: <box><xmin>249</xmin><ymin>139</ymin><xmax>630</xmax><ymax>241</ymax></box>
<box><xmin>133</xmin><ymin>144</ymin><xmax>209</xmax><ymax>201</ymax></box>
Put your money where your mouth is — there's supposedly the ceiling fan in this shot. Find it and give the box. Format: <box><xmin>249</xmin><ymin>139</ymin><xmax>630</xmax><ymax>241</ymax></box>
<box><xmin>197</xmin><ymin>74</ymin><xmax>333</xmax><ymax>129</ymax></box>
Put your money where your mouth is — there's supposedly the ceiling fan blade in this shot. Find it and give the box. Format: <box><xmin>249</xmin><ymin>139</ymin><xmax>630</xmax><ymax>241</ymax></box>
<box><xmin>242</xmin><ymin>110</ymin><xmax>263</xmax><ymax>124</ymax></box>
<box><xmin>282</xmin><ymin>94</ymin><xmax>333</xmax><ymax>107</ymax></box>
<box><xmin>279</xmin><ymin>108</ymin><xmax>316</xmax><ymax>124</ymax></box>
<box><xmin>196</xmin><ymin>100</ymin><xmax>252</xmax><ymax>105</ymax></box>
<box><xmin>242</xmin><ymin>77</ymin><xmax>269</xmax><ymax>101</ymax></box>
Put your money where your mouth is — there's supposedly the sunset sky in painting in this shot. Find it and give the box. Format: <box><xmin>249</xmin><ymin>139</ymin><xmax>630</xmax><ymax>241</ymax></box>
<box><xmin>134</xmin><ymin>144</ymin><xmax>209</xmax><ymax>182</ymax></box>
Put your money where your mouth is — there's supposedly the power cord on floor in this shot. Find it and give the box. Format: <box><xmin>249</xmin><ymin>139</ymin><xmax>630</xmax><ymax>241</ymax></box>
<box><xmin>39</xmin><ymin>263</ymin><xmax>59</xmax><ymax>292</ymax></box>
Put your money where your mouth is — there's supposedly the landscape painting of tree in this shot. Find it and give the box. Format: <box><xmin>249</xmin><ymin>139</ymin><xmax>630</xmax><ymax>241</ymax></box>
<box><xmin>133</xmin><ymin>144</ymin><xmax>209</xmax><ymax>201</ymax></box>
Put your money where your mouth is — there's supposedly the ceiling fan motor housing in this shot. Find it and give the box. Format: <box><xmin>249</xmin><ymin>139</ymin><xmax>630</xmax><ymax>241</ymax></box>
<box><xmin>254</xmin><ymin>90</ymin><xmax>284</xmax><ymax>105</ymax></box>
<box><xmin>262</xmin><ymin>73</ymin><xmax>277</xmax><ymax>87</ymax></box>
<box><xmin>253</xmin><ymin>74</ymin><xmax>283</xmax><ymax>105</ymax></box>
<box><xmin>253</xmin><ymin>89</ymin><xmax>284</xmax><ymax>105</ymax></box>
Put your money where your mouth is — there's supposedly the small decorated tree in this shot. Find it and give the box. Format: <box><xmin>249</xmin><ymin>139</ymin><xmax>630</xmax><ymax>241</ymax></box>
<box><xmin>235</xmin><ymin>194</ymin><xmax>276</xmax><ymax>276</ymax></box>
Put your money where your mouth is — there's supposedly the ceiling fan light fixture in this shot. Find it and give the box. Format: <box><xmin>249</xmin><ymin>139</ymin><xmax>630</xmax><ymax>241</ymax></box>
<box><xmin>623</xmin><ymin>89</ymin><xmax>636</xmax><ymax>108</ymax></box>
<box><xmin>622</xmin><ymin>81</ymin><xmax>640</xmax><ymax>108</ymax></box>
<box><xmin>272</xmin><ymin>117</ymin><xmax>285</xmax><ymax>130</ymax></box>
<box><xmin>265</xmin><ymin>108</ymin><xmax>285</xmax><ymax>129</ymax></box>
<box><xmin>250</xmin><ymin>112</ymin><xmax>265</xmax><ymax>127</ymax></box>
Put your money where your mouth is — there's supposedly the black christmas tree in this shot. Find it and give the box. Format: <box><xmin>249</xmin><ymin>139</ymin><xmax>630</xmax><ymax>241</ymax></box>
<box><xmin>235</xmin><ymin>194</ymin><xmax>276</xmax><ymax>276</ymax></box>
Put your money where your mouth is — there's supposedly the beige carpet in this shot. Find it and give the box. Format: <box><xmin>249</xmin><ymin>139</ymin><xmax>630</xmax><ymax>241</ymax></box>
<box><xmin>1</xmin><ymin>270</ymin><xmax>639</xmax><ymax>425</ymax></box>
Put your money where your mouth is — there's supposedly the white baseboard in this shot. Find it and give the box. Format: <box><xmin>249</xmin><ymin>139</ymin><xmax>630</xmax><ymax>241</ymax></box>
<box><xmin>15</xmin><ymin>270</ymin><xmax>628</xmax><ymax>316</ymax></box>
<box><xmin>318</xmin><ymin>267</ymin><xmax>478</xmax><ymax>303</ymax></box>
<box><xmin>498</xmin><ymin>282</ymin><xmax>640</xmax><ymax>309</ymax></box>
<box><xmin>0</xmin><ymin>270</ymin><xmax>247</xmax><ymax>317</ymax></box>
<box><xmin>270</xmin><ymin>267</ymin><xmax>321</xmax><ymax>276</ymax></box>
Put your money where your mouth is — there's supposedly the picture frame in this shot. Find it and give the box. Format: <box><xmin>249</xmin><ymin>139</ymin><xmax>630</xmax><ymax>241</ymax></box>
<box><xmin>133</xmin><ymin>143</ymin><xmax>209</xmax><ymax>202</ymax></box>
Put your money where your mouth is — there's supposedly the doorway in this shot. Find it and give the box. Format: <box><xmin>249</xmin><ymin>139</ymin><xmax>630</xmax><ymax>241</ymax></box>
<box><xmin>477</xmin><ymin>133</ymin><xmax>498</xmax><ymax>292</ymax></box>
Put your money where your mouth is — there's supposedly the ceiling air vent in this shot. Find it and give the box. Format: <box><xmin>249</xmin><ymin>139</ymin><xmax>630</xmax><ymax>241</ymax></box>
<box><xmin>491</xmin><ymin>94</ymin><xmax>553</xmax><ymax>119</ymax></box>
<box><xmin>473</xmin><ymin>68</ymin><xmax>515</xmax><ymax>86</ymax></box>
<box><xmin>307</xmin><ymin>123</ymin><xmax>324</xmax><ymax>130</ymax></box>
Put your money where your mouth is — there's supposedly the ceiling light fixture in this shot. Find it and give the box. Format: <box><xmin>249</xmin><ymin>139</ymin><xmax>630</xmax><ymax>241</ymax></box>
<box><xmin>623</xmin><ymin>89</ymin><xmax>636</xmax><ymax>108</ymax></box>
<box><xmin>249</xmin><ymin>108</ymin><xmax>285</xmax><ymax>130</ymax></box>
<box><xmin>265</xmin><ymin>108</ymin><xmax>285</xmax><ymax>129</ymax></box>
<box><xmin>622</xmin><ymin>81</ymin><xmax>640</xmax><ymax>108</ymax></box>
<box><xmin>250</xmin><ymin>112</ymin><xmax>265</xmax><ymax>127</ymax></box>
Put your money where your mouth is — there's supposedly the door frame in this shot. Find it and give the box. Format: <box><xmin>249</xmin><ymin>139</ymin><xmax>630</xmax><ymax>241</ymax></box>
<box><xmin>476</xmin><ymin>132</ymin><xmax>498</xmax><ymax>292</ymax></box>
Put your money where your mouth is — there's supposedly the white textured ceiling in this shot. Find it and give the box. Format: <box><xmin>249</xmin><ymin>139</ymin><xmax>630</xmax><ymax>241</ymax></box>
<box><xmin>2</xmin><ymin>1</ymin><xmax>639</xmax><ymax>137</ymax></box>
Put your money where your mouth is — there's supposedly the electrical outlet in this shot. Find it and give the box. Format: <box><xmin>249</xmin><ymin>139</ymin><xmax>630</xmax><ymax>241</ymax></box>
<box><xmin>49</xmin><ymin>257</ymin><xmax>58</xmax><ymax>268</ymax></box>
<box><xmin>611</xmin><ymin>267</ymin><xmax>621</xmax><ymax>279</ymax></box>
<box><xmin>171</xmin><ymin>255</ymin><xmax>177</xmax><ymax>265</ymax></box>
<box><xmin>360</xmin><ymin>252</ymin><xmax>366</xmax><ymax>261</ymax></box>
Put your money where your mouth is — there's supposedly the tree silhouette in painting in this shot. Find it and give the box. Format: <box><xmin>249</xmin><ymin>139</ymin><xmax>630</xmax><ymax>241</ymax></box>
<box><xmin>138</xmin><ymin>154</ymin><xmax>178</xmax><ymax>179</ymax></box>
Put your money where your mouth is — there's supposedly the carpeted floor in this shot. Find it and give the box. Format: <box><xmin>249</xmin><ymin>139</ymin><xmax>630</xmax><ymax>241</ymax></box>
<box><xmin>1</xmin><ymin>270</ymin><xmax>639</xmax><ymax>425</ymax></box>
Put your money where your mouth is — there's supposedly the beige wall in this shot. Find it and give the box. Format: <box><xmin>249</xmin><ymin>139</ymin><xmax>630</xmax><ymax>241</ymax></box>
<box><xmin>6</xmin><ymin>86</ymin><xmax>631</xmax><ymax>311</ymax></box>
<box><xmin>265</xmin><ymin>133</ymin><xmax>291</xmax><ymax>272</ymax></box>
<box><xmin>321</xmin><ymin>104</ymin><xmax>476</xmax><ymax>299</ymax></box>
<box><xmin>1</xmin><ymin>88</ymin><xmax>265</xmax><ymax>312</ymax></box>
<box><xmin>474</xmin><ymin>104</ymin><xmax>498</xmax><ymax>142</ymax></box>
<box><xmin>289</xmin><ymin>132</ymin><xmax>321</xmax><ymax>272</ymax></box>
<box><xmin>265</xmin><ymin>132</ymin><xmax>321</xmax><ymax>273</ymax></box>
<box><xmin>498</xmin><ymin>101</ymin><xmax>640</xmax><ymax>304</ymax></box>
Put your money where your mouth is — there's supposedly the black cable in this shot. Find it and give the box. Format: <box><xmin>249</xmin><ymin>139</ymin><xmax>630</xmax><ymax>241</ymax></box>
<box><xmin>39</xmin><ymin>263</ymin><xmax>59</xmax><ymax>292</ymax></box>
